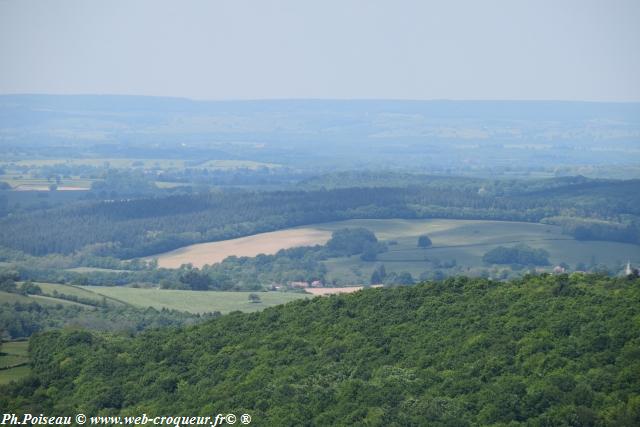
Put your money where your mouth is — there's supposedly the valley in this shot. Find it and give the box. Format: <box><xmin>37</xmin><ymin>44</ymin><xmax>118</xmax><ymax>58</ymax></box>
<box><xmin>1</xmin><ymin>96</ymin><xmax>639</xmax><ymax>424</ymax></box>
<box><xmin>149</xmin><ymin>218</ymin><xmax>640</xmax><ymax>284</ymax></box>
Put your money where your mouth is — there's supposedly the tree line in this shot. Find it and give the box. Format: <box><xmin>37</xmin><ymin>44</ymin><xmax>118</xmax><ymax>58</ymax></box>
<box><xmin>1</xmin><ymin>178</ymin><xmax>638</xmax><ymax>259</ymax></box>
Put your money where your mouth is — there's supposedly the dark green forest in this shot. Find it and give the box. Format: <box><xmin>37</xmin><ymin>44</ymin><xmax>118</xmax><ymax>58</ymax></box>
<box><xmin>2</xmin><ymin>274</ymin><xmax>639</xmax><ymax>426</ymax></box>
<box><xmin>482</xmin><ymin>244</ymin><xmax>551</xmax><ymax>267</ymax></box>
<box><xmin>1</xmin><ymin>177</ymin><xmax>639</xmax><ymax>259</ymax></box>
<box><xmin>0</xmin><ymin>302</ymin><xmax>216</xmax><ymax>340</ymax></box>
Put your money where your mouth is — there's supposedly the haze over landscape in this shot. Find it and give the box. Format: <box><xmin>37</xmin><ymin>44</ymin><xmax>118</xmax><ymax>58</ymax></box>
<box><xmin>2</xmin><ymin>0</ymin><xmax>640</xmax><ymax>101</ymax></box>
<box><xmin>1</xmin><ymin>1</ymin><xmax>639</xmax><ymax>425</ymax></box>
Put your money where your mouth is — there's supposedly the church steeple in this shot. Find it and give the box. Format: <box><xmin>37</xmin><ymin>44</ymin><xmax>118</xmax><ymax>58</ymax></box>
<box><xmin>625</xmin><ymin>261</ymin><xmax>639</xmax><ymax>278</ymax></box>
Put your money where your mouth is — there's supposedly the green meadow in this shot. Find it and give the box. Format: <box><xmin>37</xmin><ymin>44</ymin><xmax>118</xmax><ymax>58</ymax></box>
<box><xmin>82</xmin><ymin>287</ymin><xmax>308</xmax><ymax>314</ymax></box>
<box><xmin>1</xmin><ymin>282</ymin><xmax>307</xmax><ymax>315</ymax></box>
<box><xmin>0</xmin><ymin>341</ymin><xmax>30</xmax><ymax>385</ymax></box>
<box><xmin>33</xmin><ymin>282</ymin><xmax>124</xmax><ymax>306</ymax></box>
<box><xmin>310</xmin><ymin>219</ymin><xmax>640</xmax><ymax>283</ymax></box>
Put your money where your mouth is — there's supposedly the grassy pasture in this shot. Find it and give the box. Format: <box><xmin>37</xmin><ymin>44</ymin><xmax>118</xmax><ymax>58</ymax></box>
<box><xmin>0</xmin><ymin>341</ymin><xmax>28</xmax><ymax>368</ymax></box>
<box><xmin>312</xmin><ymin>218</ymin><xmax>564</xmax><ymax>244</ymax></box>
<box><xmin>0</xmin><ymin>289</ymin><xmax>99</xmax><ymax>309</ymax></box>
<box><xmin>0</xmin><ymin>175</ymin><xmax>93</xmax><ymax>190</ymax></box>
<box><xmin>32</xmin><ymin>282</ymin><xmax>124</xmax><ymax>306</ymax></box>
<box><xmin>0</xmin><ymin>365</ymin><xmax>31</xmax><ymax>384</ymax></box>
<box><xmin>28</xmin><ymin>295</ymin><xmax>95</xmax><ymax>309</ymax></box>
<box><xmin>3</xmin><ymin>281</ymin><xmax>307</xmax><ymax>321</ymax></box>
<box><xmin>318</xmin><ymin>219</ymin><xmax>640</xmax><ymax>283</ymax></box>
<box><xmin>0</xmin><ymin>341</ymin><xmax>30</xmax><ymax>385</ymax></box>
<box><xmin>0</xmin><ymin>283</ymin><xmax>125</xmax><ymax>309</ymax></box>
<box><xmin>0</xmin><ymin>290</ymin><xmax>81</xmax><ymax>307</ymax></box>
<box><xmin>150</xmin><ymin>218</ymin><xmax>640</xmax><ymax>283</ymax></box>
<box><xmin>82</xmin><ymin>287</ymin><xmax>308</xmax><ymax>314</ymax></box>
<box><xmin>0</xmin><ymin>291</ymin><xmax>33</xmax><ymax>305</ymax></box>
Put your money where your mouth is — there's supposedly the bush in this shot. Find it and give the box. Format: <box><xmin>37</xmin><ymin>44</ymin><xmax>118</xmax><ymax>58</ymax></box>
<box><xmin>327</xmin><ymin>228</ymin><xmax>378</xmax><ymax>256</ymax></box>
<box><xmin>418</xmin><ymin>235</ymin><xmax>432</xmax><ymax>248</ymax></box>
<box><xmin>483</xmin><ymin>244</ymin><xmax>550</xmax><ymax>266</ymax></box>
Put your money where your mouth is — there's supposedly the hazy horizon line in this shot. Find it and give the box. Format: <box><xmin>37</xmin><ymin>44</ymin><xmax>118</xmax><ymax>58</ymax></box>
<box><xmin>2</xmin><ymin>92</ymin><xmax>640</xmax><ymax>104</ymax></box>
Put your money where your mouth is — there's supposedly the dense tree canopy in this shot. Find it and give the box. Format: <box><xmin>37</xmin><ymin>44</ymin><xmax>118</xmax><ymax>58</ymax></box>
<box><xmin>327</xmin><ymin>228</ymin><xmax>379</xmax><ymax>256</ymax></box>
<box><xmin>3</xmin><ymin>274</ymin><xmax>639</xmax><ymax>425</ymax></box>
<box><xmin>0</xmin><ymin>301</ymin><xmax>216</xmax><ymax>340</ymax></box>
<box><xmin>482</xmin><ymin>244</ymin><xmax>551</xmax><ymax>266</ymax></box>
<box><xmin>1</xmin><ymin>178</ymin><xmax>638</xmax><ymax>259</ymax></box>
<box><xmin>417</xmin><ymin>235</ymin><xmax>432</xmax><ymax>248</ymax></box>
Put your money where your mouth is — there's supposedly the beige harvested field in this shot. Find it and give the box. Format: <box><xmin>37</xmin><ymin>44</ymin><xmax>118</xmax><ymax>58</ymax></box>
<box><xmin>305</xmin><ymin>286</ymin><xmax>365</xmax><ymax>296</ymax></box>
<box><xmin>152</xmin><ymin>228</ymin><xmax>332</xmax><ymax>268</ymax></box>
<box><xmin>305</xmin><ymin>285</ymin><xmax>383</xmax><ymax>296</ymax></box>
<box><xmin>148</xmin><ymin>218</ymin><xmax>640</xmax><ymax>274</ymax></box>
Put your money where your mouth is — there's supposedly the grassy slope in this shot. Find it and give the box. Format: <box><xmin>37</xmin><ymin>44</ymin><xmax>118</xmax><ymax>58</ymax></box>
<box><xmin>0</xmin><ymin>366</ymin><xmax>30</xmax><ymax>385</ymax></box>
<box><xmin>0</xmin><ymin>290</ymin><xmax>90</xmax><ymax>308</ymax></box>
<box><xmin>0</xmin><ymin>341</ymin><xmax>28</xmax><ymax>368</ymax></box>
<box><xmin>319</xmin><ymin>219</ymin><xmax>640</xmax><ymax>266</ymax></box>
<box><xmin>318</xmin><ymin>219</ymin><xmax>640</xmax><ymax>282</ymax></box>
<box><xmin>1</xmin><ymin>283</ymin><xmax>307</xmax><ymax>315</ymax></box>
<box><xmin>28</xmin><ymin>295</ymin><xmax>95</xmax><ymax>309</ymax></box>
<box><xmin>83</xmin><ymin>287</ymin><xmax>308</xmax><ymax>314</ymax></box>
<box><xmin>33</xmin><ymin>282</ymin><xmax>122</xmax><ymax>305</ymax></box>
<box><xmin>150</xmin><ymin>219</ymin><xmax>640</xmax><ymax>280</ymax></box>
<box><xmin>0</xmin><ymin>283</ymin><xmax>113</xmax><ymax>309</ymax></box>
<box><xmin>65</xmin><ymin>267</ymin><xmax>129</xmax><ymax>273</ymax></box>
<box><xmin>0</xmin><ymin>341</ymin><xmax>29</xmax><ymax>385</ymax></box>
<box><xmin>4</xmin><ymin>274</ymin><xmax>639</xmax><ymax>425</ymax></box>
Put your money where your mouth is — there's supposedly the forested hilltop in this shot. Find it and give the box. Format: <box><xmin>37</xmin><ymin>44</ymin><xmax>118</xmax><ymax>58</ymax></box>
<box><xmin>1</xmin><ymin>177</ymin><xmax>638</xmax><ymax>258</ymax></box>
<box><xmin>2</xmin><ymin>274</ymin><xmax>639</xmax><ymax>425</ymax></box>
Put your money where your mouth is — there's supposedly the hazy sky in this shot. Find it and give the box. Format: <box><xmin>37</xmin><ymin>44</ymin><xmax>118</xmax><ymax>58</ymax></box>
<box><xmin>1</xmin><ymin>0</ymin><xmax>639</xmax><ymax>101</ymax></box>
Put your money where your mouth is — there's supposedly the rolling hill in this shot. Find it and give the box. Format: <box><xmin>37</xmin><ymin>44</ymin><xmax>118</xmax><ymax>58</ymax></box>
<box><xmin>3</xmin><ymin>274</ymin><xmax>639</xmax><ymax>425</ymax></box>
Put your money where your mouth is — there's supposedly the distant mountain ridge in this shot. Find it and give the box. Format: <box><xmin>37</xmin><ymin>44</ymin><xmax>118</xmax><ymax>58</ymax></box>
<box><xmin>2</xmin><ymin>94</ymin><xmax>639</xmax><ymax>174</ymax></box>
<box><xmin>2</xmin><ymin>93</ymin><xmax>639</xmax><ymax>117</ymax></box>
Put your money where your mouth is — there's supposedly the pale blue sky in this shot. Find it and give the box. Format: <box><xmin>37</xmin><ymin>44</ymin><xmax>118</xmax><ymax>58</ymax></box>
<box><xmin>1</xmin><ymin>0</ymin><xmax>639</xmax><ymax>101</ymax></box>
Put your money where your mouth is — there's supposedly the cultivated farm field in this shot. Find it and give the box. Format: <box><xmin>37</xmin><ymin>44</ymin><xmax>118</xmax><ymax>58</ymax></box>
<box><xmin>151</xmin><ymin>228</ymin><xmax>332</xmax><ymax>268</ymax></box>
<box><xmin>148</xmin><ymin>218</ymin><xmax>640</xmax><ymax>283</ymax></box>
